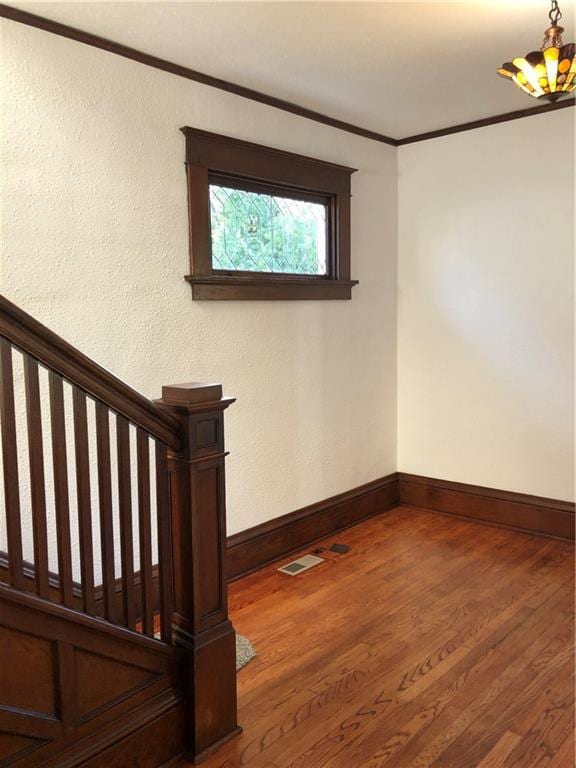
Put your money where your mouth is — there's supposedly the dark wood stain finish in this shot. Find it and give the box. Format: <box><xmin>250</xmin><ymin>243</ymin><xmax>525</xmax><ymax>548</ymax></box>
<box><xmin>48</xmin><ymin>371</ymin><xmax>74</xmax><ymax>608</ymax></box>
<box><xmin>182</xmin><ymin>127</ymin><xmax>358</xmax><ymax>301</ymax></box>
<box><xmin>73</xmin><ymin>388</ymin><xmax>96</xmax><ymax>615</ymax></box>
<box><xmin>3</xmin><ymin>469</ymin><xmax>572</xmax><ymax>613</ymax></box>
<box><xmin>0</xmin><ymin>585</ymin><xmax>180</xmax><ymax>768</ymax></box>
<box><xmin>0</xmin><ymin>551</ymin><xmax>161</xmax><ymax>624</ymax></box>
<box><xmin>23</xmin><ymin>356</ymin><xmax>50</xmax><ymax>600</ymax></box>
<box><xmin>137</xmin><ymin>428</ymin><xmax>155</xmax><ymax>637</ymax></box>
<box><xmin>155</xmin><ymin>441</ymin><xmax>174</xmax><ymax>644</ymax></box>
<box><xmin>184</xmin><ymin>131</ymin><xmax>357</xmax><ymax>192</ymax></box>
<box><xmin>399</xmin><ymin>472</ymin><xmax>575</xmax><ymax>541</ymax></box>
<box><xmin>0</xmin><ymin>339</ymin><xmax>24</xmax><ymax>590</ymax></box>
<box><xmin>159</xmin><ymin>383</ymin><xmax>240</xmax><ymax>759</ymax></box>
<box><xmin>185</xmin><ymin>275</ymin><xmax>359</xmax><ymax>301</ymax></box>
<box><xmin>0</xmin><ymin>294</ymin><xmax>180</xmax><ymax>449</ymax></box>
<box><xmin>116</xmin><ymin>414</ymin><xmax>136</xmax><ymax>630</ymax></box>
<box><xmin>227</xmin><ymin>474</ymin><xmax>399</xmax><ymax>579</ymax></box>
<box><xmin>397</xmin><ymin>97</ymin><xmax>576</xmax><ymax>144</ymax></box>
<box><xmin>0</xmin><ymin>297</ymin><xmax>240</xmax><ymax>766</ymax></box>
<box><xmin>227</xmin><ymin>473</ymin><xmax>574</xmax><ymax>581</ymax></box>
<box><xmin>96</xmin><ymin>400</ymin><xmax>116</xmax><ymax>623</ymax></box>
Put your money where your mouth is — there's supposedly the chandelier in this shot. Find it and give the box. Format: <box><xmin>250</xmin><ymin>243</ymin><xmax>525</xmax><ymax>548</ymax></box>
<box><xmin>497</xmin><ymin>0</ymin><xmax>575</xmax><ymax>101</ymax></box>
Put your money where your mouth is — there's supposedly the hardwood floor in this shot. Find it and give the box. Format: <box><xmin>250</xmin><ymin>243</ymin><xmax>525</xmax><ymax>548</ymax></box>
<box><xmin>181</xmin><ymin>506</ymin><xmax>575</xmax><ymax>768</ymax></box>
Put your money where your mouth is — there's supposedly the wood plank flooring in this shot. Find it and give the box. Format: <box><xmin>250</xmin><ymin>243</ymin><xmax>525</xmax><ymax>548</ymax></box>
<box><xmin>183</xmin><ymin>506</ymin><xmax>575</xmax><ymax>768</ymax></box>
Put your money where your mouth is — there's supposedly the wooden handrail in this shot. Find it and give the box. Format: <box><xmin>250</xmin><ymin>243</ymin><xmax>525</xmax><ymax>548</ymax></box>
<box><xmin>0</xmin><ymin>299</ymin><xmax>239</xmax><ymax>761</ymax></box>
<box><xmin>0</xmin><ymin>294</ymin><xmax>180</xmax><ymax>449</ymax></box>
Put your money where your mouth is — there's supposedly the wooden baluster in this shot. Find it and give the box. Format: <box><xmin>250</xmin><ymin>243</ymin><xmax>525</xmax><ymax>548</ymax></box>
<box><xmin>116</xmin><ymin>415</ymin><xmax>136</xmax><ymax>630</ymax></box>
<box><xmin>0</xmin><ymin>339</ymin><xmax>25</xmax><ymax>590</ymax></box>
<box><xmin>137</xmin><ymin>429</ymin><xmax>154</xmax><ymax>636</ymax></box>
<box><xmin>155</xmin><ymin>441</ymin><xmax>173</xmax><ymax>643</ymax></box>
<box><xmin>95</xmin><ymin>401</ymin><xmax>116</xmax><ymax>621</ymax></box>
<box><xmin>73</xmin><ymin>388</ymin><xmax>95</xmax><ymax>614</ymax></box>
<box><xmin>159</xmin><ymin>382</ymin><xmax>239</xmax><ymax>761</ymax></box>
<box><xmin>23</xmin><ymin>356</ymin><xmax>49</xmax><ymax>599</ymax></box>
<box><xmin>48</xmin><ymin>371</ymin><xmax>74</xmax><ymax>607</ymax></box>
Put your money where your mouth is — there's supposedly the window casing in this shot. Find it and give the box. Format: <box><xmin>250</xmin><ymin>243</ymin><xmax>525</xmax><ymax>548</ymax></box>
<box><xmin>182</xmin><ymin>127</ymin><xmax>358</xmax><ymax>300</ymax></box>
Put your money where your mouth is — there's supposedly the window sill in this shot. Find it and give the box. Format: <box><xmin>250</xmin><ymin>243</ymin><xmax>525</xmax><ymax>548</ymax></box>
<box><xmin>185</xmin><ymin>275</ymin><xmax>359</xmax><ymax>301</ymax></box>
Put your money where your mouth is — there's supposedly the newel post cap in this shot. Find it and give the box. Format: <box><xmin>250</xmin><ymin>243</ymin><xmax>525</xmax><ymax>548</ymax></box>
<box><xmin>159</xmin><ymin>382</ymin><xmax>235</xmax><ymax>412</ymax></box>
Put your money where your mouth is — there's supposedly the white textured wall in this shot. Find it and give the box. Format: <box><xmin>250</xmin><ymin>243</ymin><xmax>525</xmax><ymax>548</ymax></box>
<box><xmin>2</xmin><ymin>16</ymin><xmax>572</xmax><ymax>568</ymax></box>
<box><xmin>0</xmin><ymin>20</ymin><xmax>398</xmax><ymax>539</ymax></box>
<box><xmin>398</xmin><ymin>109</ymin><xmax>575</xmax><ymax>501</ymax></box>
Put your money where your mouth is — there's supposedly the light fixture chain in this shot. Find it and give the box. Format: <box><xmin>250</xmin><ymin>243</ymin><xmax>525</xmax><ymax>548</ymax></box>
<box><xmin>549</xmin><ymin>0</ymin><xmax>562</xmax><ymax>26</ymax></box>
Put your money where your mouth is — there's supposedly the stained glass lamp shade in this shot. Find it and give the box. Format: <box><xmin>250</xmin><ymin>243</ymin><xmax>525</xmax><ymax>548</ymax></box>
<box><xmin>497</xmin><ymin>1</ymin><xmax>576</xmax><ymax>101</ymax></box>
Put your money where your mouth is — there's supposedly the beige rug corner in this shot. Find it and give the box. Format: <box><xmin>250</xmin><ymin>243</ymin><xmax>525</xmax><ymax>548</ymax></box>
<box><xmin>236</xmin><ymin>634</ymin><xmax>256</xmax><ymax>671</ymax></box>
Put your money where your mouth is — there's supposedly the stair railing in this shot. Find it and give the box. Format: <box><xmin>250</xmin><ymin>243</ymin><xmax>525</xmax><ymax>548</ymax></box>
<box><xmin>0</xmin><ymin>294</ymin><xmax>239</xmax><ymax>760</ymax></box>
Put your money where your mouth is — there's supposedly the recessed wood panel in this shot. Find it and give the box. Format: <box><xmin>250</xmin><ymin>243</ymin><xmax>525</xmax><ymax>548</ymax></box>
<box><xmin>76</xmin><ymin>649</ymin><xmax>158</xmax><ymax>720</ymax></box>
<box><xmin>0</xmin><ymin>625</ymin><xmax>55</xmax><ymax>715</ymax></box>
<box><xmin>189</xmin><ymin>412</ymin><xmax>224</xmax><ymax>456</ymax></box>
<box><xmin>195</xmin><ymin>466</ymin><xmax>222</xmax><ymax>618</ymax></box>
<box><xmin>78</xmin><ymin>701</ymin><xmax>184</xmax><ymax>768</ymax></box>
<box><xmin>195</xmin><ymin>418</ymin><xmax>218</xmax><ymax>449</ymax></box>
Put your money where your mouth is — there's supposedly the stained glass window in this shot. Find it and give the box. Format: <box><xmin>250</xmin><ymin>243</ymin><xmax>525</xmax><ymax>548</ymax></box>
<box><xmin>209</xmin><ymin>183</ymin><xmax>328</xmax><ymax>275</ymax></box>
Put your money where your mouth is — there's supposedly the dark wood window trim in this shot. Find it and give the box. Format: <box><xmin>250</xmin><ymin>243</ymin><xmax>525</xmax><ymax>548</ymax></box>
<box><xmin>181</xmin><ymin>127</ymin><xmax>358</xmax><ymax>300</ymax></box>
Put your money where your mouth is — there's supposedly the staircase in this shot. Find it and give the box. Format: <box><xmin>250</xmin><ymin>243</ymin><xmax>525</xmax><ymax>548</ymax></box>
<box><xmin>0</xmin><ymin>295</ymin><xmax>239</xmax><ymax>766</ymax></box>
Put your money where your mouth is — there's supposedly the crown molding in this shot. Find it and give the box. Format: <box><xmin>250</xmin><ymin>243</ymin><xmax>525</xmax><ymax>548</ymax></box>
<box><xmin>397</xmin><ymin>97</ymin><xmax>575</xmax><ymax>145</ymax></box>
<box><xmin>0</xmin><ymin>3</ymin><xmax>574</xmax><ymax>146</ymax></box>
<box><xmin>0</xmin><ymin>3</ymin><xmax>397</xmax><ymax>146</ymax></box>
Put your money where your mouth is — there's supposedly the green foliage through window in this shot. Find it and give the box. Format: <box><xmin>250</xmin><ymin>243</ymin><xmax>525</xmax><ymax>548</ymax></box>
<box><xmin>209</xmin><ymin>184</ymin><xmax>327</xmax><ymax>275</ymax></box>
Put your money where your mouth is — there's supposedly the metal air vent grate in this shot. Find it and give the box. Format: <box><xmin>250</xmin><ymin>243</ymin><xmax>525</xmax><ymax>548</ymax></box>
<box><xmin>277</xmin><ymin>554</ymin><xmax>325</xmax><ymax>576</ymax></box>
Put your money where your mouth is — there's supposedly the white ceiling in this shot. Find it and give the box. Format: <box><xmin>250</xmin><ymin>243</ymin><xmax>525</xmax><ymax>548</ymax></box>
<box><xmin>10</xmin><ymin>1</ymin><xmax>576</xmax><ymax>138</ymax></box>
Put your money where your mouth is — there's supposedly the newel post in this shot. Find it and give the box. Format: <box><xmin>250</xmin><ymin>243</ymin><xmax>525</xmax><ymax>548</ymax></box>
<box><xmin>159</xmin><ymin>382</ymin><xmax>240</xmax><ymax>762</ymax></box>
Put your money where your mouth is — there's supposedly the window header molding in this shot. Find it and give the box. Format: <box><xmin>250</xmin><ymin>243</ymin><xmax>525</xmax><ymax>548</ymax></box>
<box><xmin>181</xmin><ymin>127</ymin><xmax>357</xmax><ymax>194</ymax></box>
<box><xmin>182</xmin><ymin>127</ymin><xmax>359</xmax><ymax>301</ymax></box>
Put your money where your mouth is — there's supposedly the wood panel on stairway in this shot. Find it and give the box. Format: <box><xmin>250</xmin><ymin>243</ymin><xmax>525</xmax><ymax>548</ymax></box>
<box><xmin>180</xmin><ymin>506</ymin><xmax>575</xmax><ymax>768</ymax></box>
<box><xmin>0</xmin><ymin>296</ymin><xmax>240</xmax><ymax>766</ymax></box>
